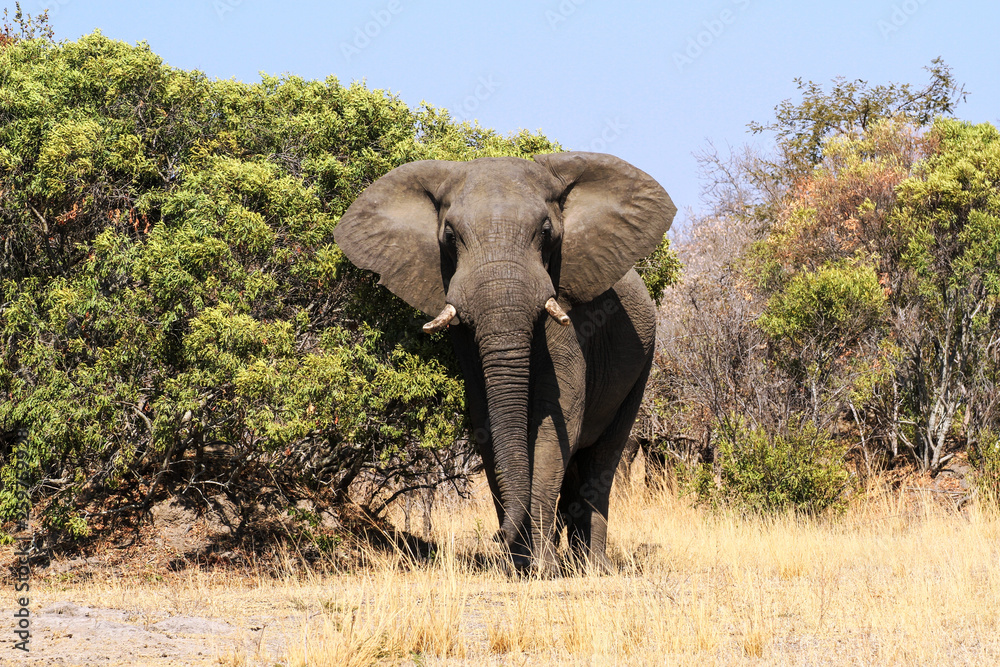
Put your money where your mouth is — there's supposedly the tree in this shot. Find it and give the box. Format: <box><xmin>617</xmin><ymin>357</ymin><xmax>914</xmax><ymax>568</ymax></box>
<box><xmin>1</xmin><ymin>3</ymin><xmax>53</xmax><ymax>48</ymax></box>
<box><xmin>652</xmin><ymin>61</ymin><xmax>993</xmax><ymax>499</ymax></box>
<box><xmin>0</xmin><ymin>31</ymin><xmax>563</xmax><ymax>543</ymax></box>
<box><xmin>749</xmin><ymin>118</ymin><xmax>1000</xmax><ymax>472</ymax></box>
<box><xmin>890</xmin><ymin>120</ymin><xmax>1000</xmax><ymax>469</ymax></box>
<box><xmin>748</xmin><ymin>57</ymin><xmax>967</xmax><ymax>180</ymax></box>
<box><xmin>0</xmin><ymin>27</ymin><xmax>683</xmax><ymax>546</ymax></box>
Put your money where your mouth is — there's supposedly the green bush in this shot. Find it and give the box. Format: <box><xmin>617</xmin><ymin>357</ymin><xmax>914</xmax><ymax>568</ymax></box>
<box><xmin>970</xmin><ymin>431</ymin><xmax>1000</xmax><ymax>509</ymax></box>
<box><xmin>758</xmin><ymin>260</ymin><xmax>887</xmax><ymax>349</ymax></box>
<box><xmin>0</xmin><ymin>31</ymin><xmax>568</xmax><ymax>542</ymax></box>
<box><xmin>696</xmin><ymin>417</ymin><xmax>849</xmax><ymax>514</ymax></box>
<box><xmin>635</xmin><ymin>235</ymin><xmax>682</xmax><ymax>306</ymax></box>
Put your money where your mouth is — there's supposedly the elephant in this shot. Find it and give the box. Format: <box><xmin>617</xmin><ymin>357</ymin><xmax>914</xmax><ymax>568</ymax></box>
<box><xmin>334</xmin><ymin>151</ymin><xmax>676</xmax><ymax>574</ymax></box>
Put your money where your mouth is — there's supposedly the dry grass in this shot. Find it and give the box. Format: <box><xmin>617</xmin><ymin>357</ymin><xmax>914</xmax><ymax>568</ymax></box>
<box><xmin>25</xmin><ymin>470</ymin><xmax>1000</xmax><ymax>665</ymax></box>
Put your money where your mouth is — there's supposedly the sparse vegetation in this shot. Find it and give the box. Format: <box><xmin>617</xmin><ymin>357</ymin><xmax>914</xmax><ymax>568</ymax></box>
<box><xmin>14</xmin><ymin>475</ymin><xmax>1000</xmax><ymax>665</ymax></box>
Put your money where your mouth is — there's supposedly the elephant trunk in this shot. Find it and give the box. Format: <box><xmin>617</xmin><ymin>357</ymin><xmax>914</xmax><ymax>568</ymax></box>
<box><xmin>451</xmin><ymin>246</ymin><xmax>554</xmax><ymax>552</ymax></box>
<box><xmin>477</xmin><ymin>326</ymin><xmax>533</xmax><ymax>548</ymax></box>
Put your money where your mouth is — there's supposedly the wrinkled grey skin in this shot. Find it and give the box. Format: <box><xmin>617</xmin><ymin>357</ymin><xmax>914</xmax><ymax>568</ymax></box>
<box><xmin>335</xmin><ymin>152</ymin><xmax>675</xmax><ymax>574</ymax></box>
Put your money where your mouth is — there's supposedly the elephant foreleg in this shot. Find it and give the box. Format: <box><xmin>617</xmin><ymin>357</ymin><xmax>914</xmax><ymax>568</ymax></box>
<box><xmin>527</xmin><ymin>411</ymin><xmax>572</xmax><ymax>576</ymax></box>
<box><xmin>527</xmin><ymin>318</ymin><xmax>584</xmax><ymax>576</ymax></box>
<box><xmin>559</xmin><ymin>447</ymin><xmax>619</xmax><ymax>572</ymax></box>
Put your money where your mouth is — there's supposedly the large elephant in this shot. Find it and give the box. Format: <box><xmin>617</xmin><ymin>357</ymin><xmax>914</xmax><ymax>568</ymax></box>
<box><xmin>334</xmin><ymin>151</ymin><xmax>675</xmax><ymax>573</ymax></box>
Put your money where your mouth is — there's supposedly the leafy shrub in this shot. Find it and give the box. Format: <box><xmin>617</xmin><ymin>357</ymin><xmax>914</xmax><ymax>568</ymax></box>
<box><xmin>759</xmin><ymin>260</ymin><xmax>887</xmax><ymax>349</ymax></box>
<box><xmin>695</xmin><ymin>417</ymin><xmax>849</xmax><ymax>514</ymax></box>
<box><xmin>635</xmin><ymin>235</ymin><xmax>682</xmax><ymax>306</ymax></box>
<box><xmin>0</xmin><ymin>28</ymin><xmax>687</xmax><ymax>546</ymax></box>
<box><xmin>970</xmin><ymin>431</ymin><xmax>1000</xmax><ymax>509</ymax></box>
<box><xmin>0</xmin><ymin>31</ymin><xmax>580</xmax><ymax>543</ymax></box>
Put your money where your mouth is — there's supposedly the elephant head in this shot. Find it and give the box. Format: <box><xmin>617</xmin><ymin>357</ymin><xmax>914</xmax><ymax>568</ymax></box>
<box><xmin>334</xmin><ymin>152</ymin><xmax>675</xmax><ymax>551</ymax></box>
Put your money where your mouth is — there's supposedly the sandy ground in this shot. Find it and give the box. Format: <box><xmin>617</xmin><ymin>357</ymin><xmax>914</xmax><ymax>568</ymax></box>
<box><xmin>2</xmin><ymin>599</ymin><xmax>286</xmax><ymax>666</ymax></box>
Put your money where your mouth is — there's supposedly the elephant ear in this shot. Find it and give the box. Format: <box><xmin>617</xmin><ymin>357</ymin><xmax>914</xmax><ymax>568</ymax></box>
<box><xmin>533</xmin><ymin>152</ymin><xmax>677</xmax><ymax>305</ymax></box>
<box><xmin>334</xmin><ymin>160</ymin><xmax>457</xmax><ymax>317</ymax></box>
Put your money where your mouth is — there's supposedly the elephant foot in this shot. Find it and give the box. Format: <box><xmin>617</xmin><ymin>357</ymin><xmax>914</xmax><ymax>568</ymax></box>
<box><xmin>497</xmin><ymin>544</ymin><xmax>561</xmax><ymax>579</ymax></box>
<box><xmin>585</xmin><ymin>551</ymin><xmax>617</xmax><ymax>576</ymax></box>
<box><xmin>510</xmin><ymin>552</ymin><xmax>532</xmax><ymax>573</ymax></box>
<box><xmin>530</xmin><ymin>557</ymin><xmax>561</xmax><ymax>579</ymax></box>
<box><xmin>494</xmin><ymin>529</ymin><xmax>534</xmax><ymax>575</ymax></box>
<box><xmin>567</xmin><ymin>547</ymin><xmax>617</xmax><ymax>576</ymax></box>
<box><xmin>498</xmin><ymin>552</ymin><xmax>554</xmax><ymax>579</ymax></box>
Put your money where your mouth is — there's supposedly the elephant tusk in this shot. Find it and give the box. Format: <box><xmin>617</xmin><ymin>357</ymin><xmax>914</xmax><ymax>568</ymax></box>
<box><xmin>545</xmin><ymin>298</ymin><xmax>571</xmax><ymax>326</ymax></box>
<box><xmin>422</xmin><ymin>303</ymin><xmax>457</xmax><ymax>333</ymax></box>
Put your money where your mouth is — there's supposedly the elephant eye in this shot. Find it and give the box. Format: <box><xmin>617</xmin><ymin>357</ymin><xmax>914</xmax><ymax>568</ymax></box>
<box><xmin>540</xmin><ymin>219</ymin><xmax>552</xmax><ymax>242</ymax></box>
<box><xmin>443</xmin><ymin>223</ymin><xmax>457</xmax><ymax>248</ymax></box>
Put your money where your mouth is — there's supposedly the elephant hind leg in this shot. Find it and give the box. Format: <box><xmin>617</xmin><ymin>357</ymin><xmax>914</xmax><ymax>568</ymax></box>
<box><xmin>555</xmin><ymin>458</ymin><xmax>578</xmax><ymax>550</ymax></box>
<box><xmin>562</xmin><ymin>358</ymin><xmax>653</xmax><ymax>573</ymax></box>
<box><xmin>558</xmin><ymin>447</ymin><xmax>618</xmax><ymax>573</ymax></box>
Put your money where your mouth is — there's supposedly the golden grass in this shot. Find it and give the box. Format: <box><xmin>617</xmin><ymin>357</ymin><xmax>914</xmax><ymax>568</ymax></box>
<box><xmin>27</xmin><ymin>471</ymin><xmax>1000</xmax><ymax>665</ymax></box>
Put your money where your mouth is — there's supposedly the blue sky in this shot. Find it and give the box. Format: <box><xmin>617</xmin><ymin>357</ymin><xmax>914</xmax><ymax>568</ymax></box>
<box><xmin>32</xmin><ymin>0</ymin><xmax>1000</xmax><ymax>228</ymax></box>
